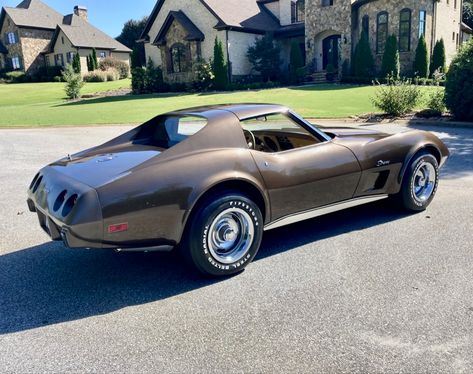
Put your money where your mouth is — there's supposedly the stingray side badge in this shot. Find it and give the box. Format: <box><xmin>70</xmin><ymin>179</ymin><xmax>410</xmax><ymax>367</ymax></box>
<box><xmin>377</xmin><ymin>160</ymin><xmax>391</xmax><ymax>167</ymax></box>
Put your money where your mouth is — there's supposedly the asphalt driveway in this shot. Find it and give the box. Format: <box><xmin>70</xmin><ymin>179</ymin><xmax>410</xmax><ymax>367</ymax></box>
<box><xmin>0</xmin><ymin>123</ymin><xmax>472</xmax><ymax>373</ymax></box>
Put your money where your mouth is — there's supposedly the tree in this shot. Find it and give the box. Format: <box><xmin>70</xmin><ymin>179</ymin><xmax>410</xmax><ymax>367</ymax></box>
<box><xmin>289</xmin><ymin>40</ymin><xmax>305</xmax><ymax>84</ymax></box>
<box><xmin>62</xmin><ymin>64</ymin><xmax>84</xmax><ymax>99</ymax></box>
<box><xmin>91</xmin><ymin>48</ymin><xmax>98</xmax><ymax>70</ymax></box>
<box><xmin>212</xmin><ymin>37</ymin><xmax>228</xmax><ymax>90</ymax></box>
<box><xmin>352</xmin><ymin>30</ymin><xmax>374</xmax><ymax>77</ymax></box>
<box><xmin>413</xmin><ymin>34</ymin><xmax>429</xmax><ymax>78</ymax></box>
<box><xmin>116</xmin><ymin>17</ymin><xmax>148</xmax><ymax>67</ymax></box>
<box><xmin>430</xmin><ymin>39</ymin><xmax>446</xmax><ymax>76</ymax></box>
<box><xmin>445</xmin><ymin>39</ymin><xmax>473</xmax><ymax>120</ymax></box>
<box><xmin>247</xmin><ymin>33</ymin><xmax>281</xmax><ymax>82</ymax></box>
<box><xmin>381</xmin><ymin>35</ymin><xmax>400</xmax><ymax>78</ymax></box>
<box><xmin>72</xmin><ymin>52</ymin><xmax>81</xmax><ymax>74</ymax></box>
<box><xmin>86</xmin><ymin>55</ymin><xmax>92</xmax><ymax>72</ymax></box>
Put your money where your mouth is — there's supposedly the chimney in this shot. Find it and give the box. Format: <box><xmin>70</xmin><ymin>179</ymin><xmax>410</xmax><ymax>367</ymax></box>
<box><xmin>74</xmin><ymin>5</ymin><xmax>88</xmax><ymax>21</ymax></box>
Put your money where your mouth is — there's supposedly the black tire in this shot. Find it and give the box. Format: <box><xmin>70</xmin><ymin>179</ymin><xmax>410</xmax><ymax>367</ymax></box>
<box><xmin>398</xmin><ymin>151</ymin><xmax>439</xmax><ymax>211</ymax></box>
<box><xmin>180</xmin><ymin>192</ymin><xmax>263</xmax><ymax>277</ymax></box>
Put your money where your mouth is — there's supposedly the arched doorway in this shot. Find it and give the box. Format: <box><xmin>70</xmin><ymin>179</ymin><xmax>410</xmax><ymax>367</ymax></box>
<box><xmin>322</xmin><ymin>34</ymin><xmax>341</xmax><ymax>70</ymax></box>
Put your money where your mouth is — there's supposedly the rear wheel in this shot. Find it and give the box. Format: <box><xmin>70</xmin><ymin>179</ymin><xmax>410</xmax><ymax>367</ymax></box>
<box><xmin>181</xmin><ymin>192</ymin><xmax>263</xmax><ymax>277</ymax></box>
<box><xmin>398</xmin><ymin>151</ymin><xmax>439</xmax><ymax>211</ymax></box>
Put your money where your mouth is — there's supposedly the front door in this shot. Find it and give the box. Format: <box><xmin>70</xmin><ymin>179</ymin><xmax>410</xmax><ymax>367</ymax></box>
<box><xmin>322</xmin><ymin>35</ymin><xmax>341</xmax><ymax>70</ymax></box>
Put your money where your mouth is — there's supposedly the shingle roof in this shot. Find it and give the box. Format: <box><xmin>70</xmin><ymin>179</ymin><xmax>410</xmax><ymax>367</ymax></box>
<box><xmin>50</xmin><ymin>14</ymin><xmax>131</xmax><ymax>53</ymax></box>
<box><xmin>140</xmin><ymin>0</ymin><xmax>281</xmax><ymax>41</ymax></box>
<box><xmin>154</xmin><ymin>11</ymin><xmax>204</xmax><ymax>45</ymax></box>
<box><xmin>2</xmin><ymin>0</ymin><xmax>63</xmax><ymax>30</ymax></box>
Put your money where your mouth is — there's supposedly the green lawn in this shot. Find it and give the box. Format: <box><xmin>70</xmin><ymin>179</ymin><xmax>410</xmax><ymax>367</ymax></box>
<box><xmin>0</xmin><ymin>80</ymin><xmax>437</xmax><ymax>127</ymax></box>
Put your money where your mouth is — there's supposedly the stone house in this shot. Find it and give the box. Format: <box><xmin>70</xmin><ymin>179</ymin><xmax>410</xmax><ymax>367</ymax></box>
<box><xmin>141</xmin><ymin>0</ymin><xmax>467</xmax><ymax>82</ymax></box>
<box><xmin>0</xmin><ymin>0</ymin><xmax>131</xmax><ymax>75</ymax></box>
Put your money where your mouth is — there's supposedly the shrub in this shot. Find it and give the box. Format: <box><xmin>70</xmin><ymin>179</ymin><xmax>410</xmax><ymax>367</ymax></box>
<box><xmin>105</xmin><ymin>68</ymin><xmax>120</xmax><ymax>81</ymax></box>
<box><xmin>83</xmin><ymin>70</ymin><xmax>108</xmax><ymax>82</ymax></box>
<box><xmin>372</xmin><ymin>77</ymin><xmax>422</xmax><ymax>116</ymax></box>
<box><xmin>145</xmin><ymin>58</ymin><xmax>167</xmax><ymax>92</ymax></box>
<box><xmin>289</xmin><ymin>40</ymin><xmax>305</xmax><ymax>84</ymax></box>
<box><xmin>194</xmin><ymin>59</ymin><xmax>214</xmax><ymax>91</ymax></box>
<box><xmin>33</xmin><ymin>66</ymin><xmax>63</xmax><ymax>82</ymax></box>
<box><xmin>72</xmin><ymin>53</ymin><xmax>81</xmax><ymax>74</ymax></box>
<box><xmin>381</xmin><ymin>35</ymin><xmax>400</xmax><ymax>78</ymax></box>
<box><xmin>131</xmin><ymin>66</ymin><xmax>146</xmax><ymax>93</ymax></box>
<box><xmin>430</xmin><ymin>39</ymin><xmax>446</xmax><ymax>77</ymax></box>
<box><xmin>445</xmin><ymin>39</ymin><xmax>473</xmax><ymax>120</ymax></box>
<box><xmin>62</xmin><ymin>64</ymin><xmax>84</xmax><ymax>99</ymax></box>
<box><xmin>413</xmin><ymin>34</ymin><xmax>429</xmax><ymax>78</ymax></box>
<box><xmin>91</xmin><ymin>48</ymin><xmax>98</xmax><ymax>70</ymax></box>
<box><xmin>426</xmin><ymin>88</ymin><xmax>446</xmax><ymax>115</ymax></box>
<box><xmin>247</xmin><ymin>33</ymin><xmax>281</xmax><ymax>82</ymax></box>
<box><xmin>352</xmin><ymin>31</ymin><xmax>375</xmax><ymax>77</ymax></box>
<box><xmin>53</xmin><ymin>75</ymin><xmax>63</xmax><ymax>82</ymax></box>
<box><xmin>99</xmin><ymin>57</ymin><xmax>129</xmax><ymax>79</ymax></box>
<box><xmin>213</xmin><ymin>37</ymin><xmax>229</xmax><ymax>90</ymax></box>
<box><xmin>4</xmin><ymin>71</ymin><xmax>29</xmax><ymax>83</ymax></box>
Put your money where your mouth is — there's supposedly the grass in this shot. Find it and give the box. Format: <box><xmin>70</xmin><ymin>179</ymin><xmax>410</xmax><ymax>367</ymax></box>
<box><xmin>0</xmin><ymin>80</ymin><xmax>440</xmax><ymax>127</ymax></box>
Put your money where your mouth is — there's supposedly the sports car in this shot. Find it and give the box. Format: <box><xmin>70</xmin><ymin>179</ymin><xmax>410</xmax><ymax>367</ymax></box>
<box><xmin>27</xmin><ymin>104</ymin><xmax>449</xmax><ymax>276</ymax></box>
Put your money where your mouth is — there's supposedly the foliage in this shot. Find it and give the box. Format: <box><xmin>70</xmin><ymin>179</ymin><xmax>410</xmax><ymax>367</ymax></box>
<box><xmin>289</xmin><ymin>40</ymin><xmax>305</xmax><ymax>84</ymax></box>
<box><xmin>381</xmin><ymin>35</ymin><xmax>400</xmax><ymax>78</ymax></box>
<box><xmin>131</xmin><ymin>59</ymin><xmax>167</xmax><ymax>94</ymax></box>
<box><xmin>86</xmin><ymin>55</ymin><xmax>93</xmax><ymax>72</ymax></box>
<box><xmin>426</xmin><ymin>88</ymin><xmax>446</xmax><ymax>116</ymax></box>
<box><xmin>72</xmin><ymin>53</ymin><xmax>81</xmax><ymax>74</ymax></box>
<box><xmin>445</xmin><ymin>39</ymin><xmax>473</xmax><ymax>120</ymax></box>
<box><xmin>91</xmin><ymin>48</ymin><xmax>98</xmax><ymax>70</ymax></box>
<box><xmin>131</xmin><ymin>67</ymin><xmax>146</xmax><ymax>93</ymax></box>
<box><xmin>372</xmin><ymin>76</ymin><xmax>422</xmax><ymax>116</ymax></box>
<box><xmin>99</xmin><ymin>57</ymin><xmax>130</xmax><ymax>79</ymax></box>
<box><xmin>62</xmin><ymin>64</ymin><xmax>84</xmax><ymax>99</ymax></box>
<box><xmin>430</xmin><ymin>39</ymin><xmax>446</xmax><ymax>77</ymax></box>
<box><xmin>413</xmin><ymin>34</ymin><xmax>429</xmax><ymax>78</ymax></box>
<box><xmin>2</xmin><ymin>71</ymin><xmax>29</xmax><ymax>83</ymax></box>
<box><xmin>352</xmin><ymin>31</ymin><xmax>375</xmax><ymax>78</ymax></box>
<box><xmin>247</xmin><ymin>33</ymin><xmax>281</xmax><ymax>82</ymax></box>
<box><xmin>33</xmin><ymin>66</ymin><xmax>64</xmax><ymax>82</ymax></box>
<box><xmin>83</xmin><ymin>70</ymin><xmax>108</xmax><ymax>82</ymax></box>
<box><xmin>116</xmin><ymin>17</ymin><xmax>148</xmax><ymax>67</ymax></box>
<box><xmin>105</xmin><ymin>68</ymin><xmax>120</xmax><ymax>82</ymax></box>
<box><xmin>212</xmin><ymin>37</ymin><xmax>229</xmax><ymax>90</ymax></box>
<box><xmin>194</xmin><ymin>59</ymin><xmax>214</xmax><ymax>91</ymax></box>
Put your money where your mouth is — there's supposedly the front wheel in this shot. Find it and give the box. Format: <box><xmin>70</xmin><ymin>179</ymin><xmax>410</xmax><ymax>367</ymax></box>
<box><xmin>398</xmin><ymin>151</ymin><xmax>439</xmax><ymax>211</ymax></box>
<box><xmin>181</xmin><ymin>192</ymin><xmax>263</xmax><ymax>277</ymax></box>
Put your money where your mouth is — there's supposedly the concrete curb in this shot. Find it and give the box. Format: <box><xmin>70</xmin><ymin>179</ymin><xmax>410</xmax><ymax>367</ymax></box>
<box><xmin>308</xmin><ymin>118</ymin><xmax>473</xmax><ymax>129</ymax></box>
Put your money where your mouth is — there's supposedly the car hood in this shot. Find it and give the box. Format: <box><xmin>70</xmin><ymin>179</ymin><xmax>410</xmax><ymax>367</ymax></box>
<box><xmin>48</xmin><ymin>146</ymin><xmax>162</xmax><ymax>189</ymax></box>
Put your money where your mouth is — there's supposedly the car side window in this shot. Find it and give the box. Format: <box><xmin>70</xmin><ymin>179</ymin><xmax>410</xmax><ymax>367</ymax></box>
<box><xmin>240</xmin><ymin>113</ymin><xmax>322</xmax><ymax>153</ymax></box>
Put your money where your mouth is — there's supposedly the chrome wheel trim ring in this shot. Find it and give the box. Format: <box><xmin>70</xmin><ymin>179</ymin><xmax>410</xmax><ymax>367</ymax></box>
<box><xmin>412</xmin><ymin>161</ymin><xmax>436</xmax><ymax>203</ymax></box>
<box><xmin>207</xmin><ymin>207</ymin><xmax>255</xmax><ymax>264</ymax></box>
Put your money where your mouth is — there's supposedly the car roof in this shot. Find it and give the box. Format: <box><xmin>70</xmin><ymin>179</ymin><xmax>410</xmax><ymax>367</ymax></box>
<box><xmin>168</xmin><ymin>104</ymin><xmax>290</xmax><ymax>120</ymax></box>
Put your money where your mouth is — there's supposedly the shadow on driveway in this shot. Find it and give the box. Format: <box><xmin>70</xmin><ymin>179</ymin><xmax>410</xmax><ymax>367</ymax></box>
<box><xmin>0</xmin><ymin>200</ymin><xmax>409</xmax><ymax>335</ymax></box>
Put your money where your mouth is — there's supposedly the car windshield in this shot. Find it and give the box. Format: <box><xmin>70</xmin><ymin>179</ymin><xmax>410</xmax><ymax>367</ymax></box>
<box><xmin>134</xmin><ymin>115</ymin><xmax>208</xmax><ymax>149</ymax></box>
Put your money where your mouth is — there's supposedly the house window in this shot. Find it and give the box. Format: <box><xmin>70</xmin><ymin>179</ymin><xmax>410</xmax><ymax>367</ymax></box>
<box><xmin>11</xmin><ymin>56</ymin><xmax>21</xmax><ymax>70</ymax></box>
<box><xmin>170</xmin><ymin>43</ymin><xmax>188</xmax><ymax>73</ymax></box>
<box><xmin>376</xmin><ymin>12</ymin><xmax>389</xmax><ymax>53</ymax></box>
<box><xmin>399</xmin><ymin>9</ymin><xmax>411</xmax><ymax>52</ymax></box>
<box><xmin>54</xmin><ymin>53</ymin><xmax>64</xmax><ymax>66</ymax></box>
<box><xmin>296</xmin><ymin>0</ymin><xmax>305</xmax><ymax>22</ymax></box>
<box><xmin>321</xmin><ymin>0</ymin><xmax>334</xmax><ymax>6</ymax></box>
<box><xmin>99</xmin><ymin>51</ymin><xmax>107</xmax><ymax>58</ymax></box>
<box><xmin>419</xmin><ymin>10</ymin><xmax>426</xmax><ymax>37</ymax></box>
<box><xmin>61</xmin><ymin>36</ymin><xmax>64</xmax><ymax>44</ymax></box>
<box><xmin>66</xmin><ymin>52</ymin><xmax>75</xmax><ymax>64</ymax></box>
<box><xmin>362</xmin><ymin>15</ymin><xmax>369</xmax><ymax>35</ymax></box>
<box><xmin>7</xmin><ymin>32</ymin><xmax>17</xmax><ymax>44</ymax></box>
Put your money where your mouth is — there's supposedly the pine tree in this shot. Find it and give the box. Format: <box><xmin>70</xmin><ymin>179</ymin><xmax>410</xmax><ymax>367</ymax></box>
<box><xmin>212</xmin><ymin>37</ymin><xmax>229</xmax><ymax>90</ymax></box>
<box><xmin>91</xmin><ymin>48</ymin><xmax>98</xmax><ymax>70</ymax></box>
<box><xmin>413</xmin><ymin>34</ymin><xmax>429</xmax><ymax>78</ymax></box>
<box><xmin>72</xmin><ymin>52</ymin><xmax>81</xmax><ymax>74</ymax></box>
<box><xmin>86</xmin><ymin>55</ymin><xmax>93</xmax><ymax>72</ymax></box>
<box><xmin>381</xmin><ymin>35</ymin><xmax>400</xmax><ymax>79</ymax></box>
<box><xmin>247</xmin><ymin>33</ymin><xmax>281</xmax><ymax>82</ymax></box>
<box><xmin>352</xmin><ymin>31</ymin><xmax>375</xmax><ymax>77</ymax></box>
<box><xmin>430</xmin><ymin>39</ymin><xmax>446</xmax><ymax>76</ymax></box>
<box><xmin>289</xmin><ymin>40</ymin><xmax>304</xmax><ymax>84</ymax></box>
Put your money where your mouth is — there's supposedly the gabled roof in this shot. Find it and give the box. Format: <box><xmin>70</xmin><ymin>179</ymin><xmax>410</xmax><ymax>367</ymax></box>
<box><xmin>0</xmin><ymin>0</ymin><xmax>63</xmax><ymax>30</ymax></box>
<box><xmin>139</xmin><ymin>0</ymin><xmax>281</xmax><ymax>41</ymax></box>
<box><xmin>154</xmin><ymin>11</ymin><xmax>204</xmax><ymax>46</ymax></box>
<box><xmin>48</xmin><ymin>14</ymin><xmax>132</xmax><ymax>53</ymax></box>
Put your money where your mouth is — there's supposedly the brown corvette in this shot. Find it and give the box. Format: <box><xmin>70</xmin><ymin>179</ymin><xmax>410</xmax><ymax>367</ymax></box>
<box><xmin>27</xmin><ymin>104</ymin><xmax>449</xmax><ymax>276</ymax></box>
